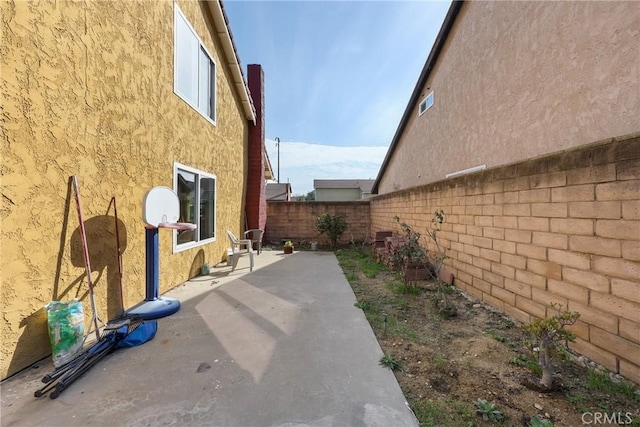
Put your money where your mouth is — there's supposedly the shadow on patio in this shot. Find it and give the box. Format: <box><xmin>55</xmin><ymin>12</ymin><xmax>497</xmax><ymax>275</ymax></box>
<box><xmin>1</xmin><ymin>251</ymin><xmax>417</xmax><ymax>427</ymax></box>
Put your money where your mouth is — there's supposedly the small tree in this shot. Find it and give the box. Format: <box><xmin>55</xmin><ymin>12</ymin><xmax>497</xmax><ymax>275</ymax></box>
<box><xmin>392</xmin><ymin>216</ymin><xmax>428</xmax><ymax>288</ymax></box>
<box><xmin>424</xmin><ymin>210</ymin><xmax>446</xmax><ymax>274</ymax></box>
<box><xmin>390</xmin><ymin>212</ymin><xmax>454</xmax><ymax>314</ymax></box>
<box><xmin>523</xmin><ymin>303</ymin><xmax>580</xmax><ymax>389</ymax></box>
<box><xmin>315</xmin><ymin>213</ymin><xmax>347</xmax><ymax>249</ymax></box>
<box><xmin>424</xmin><ymin>210</ymin><xmax>455</xmax><ymax>315</ymax></box>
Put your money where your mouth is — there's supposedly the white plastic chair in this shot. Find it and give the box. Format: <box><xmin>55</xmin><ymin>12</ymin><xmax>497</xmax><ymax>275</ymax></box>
<box><xmin>227</xmin><ymin>230</ymin><xmax>254</xmax><ymax>272</ymax></box>
<box><xmin>244</xmin><ymin>229</ymin><xmax>264</xmax><ymax>255</ymax></box>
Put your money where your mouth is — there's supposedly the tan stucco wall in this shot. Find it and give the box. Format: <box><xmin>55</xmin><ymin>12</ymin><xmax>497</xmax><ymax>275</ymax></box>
<box><xmin>315</xmin><ymin>188</ymin><xmax>362</xmax><ymax>202</ymax></box>
<box><xmin>1</xmin><ymin>0</ymin><xmax>249</xmax><ymax>379</ymax></box>
<box><xmin>378</xmin><ymin>1</ymin><xmax>639</xmax><ymax>194</ymax></box>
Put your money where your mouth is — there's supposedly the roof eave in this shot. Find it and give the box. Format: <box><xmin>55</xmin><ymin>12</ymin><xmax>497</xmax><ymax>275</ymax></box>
<box><xmin>206</xmin><ymin>0</ymin><xmax>256</xmax><ymax>124</ymax></box>
<box><xmin>371</xmin><ymin>1</ymin><xmax>463</xmax><ymax>194</ymax></box>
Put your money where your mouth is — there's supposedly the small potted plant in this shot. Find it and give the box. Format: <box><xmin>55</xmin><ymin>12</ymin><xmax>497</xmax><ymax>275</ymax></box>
<box><xmin>283</xmin><ymin>240</ymin><xmax>294</xmax><ymax>254</ymax></box>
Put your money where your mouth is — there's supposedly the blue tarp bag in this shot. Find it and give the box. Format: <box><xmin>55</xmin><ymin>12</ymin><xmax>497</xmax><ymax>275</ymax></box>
<box><xmin>115</xmin><ymin>320</ymin><xmax>158</xmax><ymax>348</ymax></box>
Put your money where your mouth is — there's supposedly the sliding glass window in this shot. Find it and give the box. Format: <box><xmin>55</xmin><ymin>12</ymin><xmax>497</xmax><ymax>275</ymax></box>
<box><xmin>174</xmin><ymin>163</ymin><xmax>216</xmax><ymax>252</ymax></box>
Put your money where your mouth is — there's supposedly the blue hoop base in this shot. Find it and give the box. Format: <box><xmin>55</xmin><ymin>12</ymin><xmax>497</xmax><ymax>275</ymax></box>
<box><xmin>125</xmin><ymin>297</ymin><xmax>181</xmax><ymax>320</ymax></box>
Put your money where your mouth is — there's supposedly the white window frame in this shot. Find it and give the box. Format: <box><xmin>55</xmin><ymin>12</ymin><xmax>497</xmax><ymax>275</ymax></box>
<box><xmin>173</xmin><ymin>162</ymin><xmax>217</xmax><ymax>253</ymax></box>
<box><xmin>174</xmin><ymin>3</ymin><xmax>217</xmax><ymax>125</ymax></box>
<box><xmin>419</xmin><ymin>91</ymin><xmax>434</xmax><ymax>116</ymax></box>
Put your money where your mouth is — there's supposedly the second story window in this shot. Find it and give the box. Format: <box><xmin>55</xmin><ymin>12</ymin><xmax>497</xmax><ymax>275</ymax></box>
<box><xmin>419</xmin><ymin>91</ymin><xmax>434</xmax><ymax>116</ymax></box>
<box><xmin>174</xmin><ymin>3</ymin><xmax>216</xmax><ymax>123</ymax></box>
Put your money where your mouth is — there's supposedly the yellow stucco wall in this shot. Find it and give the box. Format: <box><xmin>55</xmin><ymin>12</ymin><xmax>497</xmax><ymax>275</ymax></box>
<box><xmin>378</xmin><ymin>1</ymin><xmax>640</xmax><ymax>194</ymax></box>
<box><xmin>1</xmin><ymin>0</ymin><xmax>249</xmax><ymax>379</ymax></box>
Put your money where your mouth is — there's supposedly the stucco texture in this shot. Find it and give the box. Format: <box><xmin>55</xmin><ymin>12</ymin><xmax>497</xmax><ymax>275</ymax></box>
<box><xmin>315</xmin><ymin>188</ymin><xmax>362</xmax><ymax>202</ymax></box>
<box><xmin>1</xmin><ymin>0</ymin><xmax>249</xmax><ymax>379</ymax></box>
<box><xmin>378</xmin><ymin>1</ymin><xmax>640</xmax><ymax>194</ymax></box>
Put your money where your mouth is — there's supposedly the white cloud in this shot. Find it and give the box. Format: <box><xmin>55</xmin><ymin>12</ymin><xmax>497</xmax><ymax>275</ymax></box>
<box><xmin>265</xmin><ymin>140</ymin><xmax>386</xmax><ymax>195</ymax></box>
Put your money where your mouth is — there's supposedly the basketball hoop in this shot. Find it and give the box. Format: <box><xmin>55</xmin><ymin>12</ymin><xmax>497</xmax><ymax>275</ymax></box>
<box><xmin>126</xmin><ymin>187</ymin><xmax>195</xmax><ymax>320</ymax></box>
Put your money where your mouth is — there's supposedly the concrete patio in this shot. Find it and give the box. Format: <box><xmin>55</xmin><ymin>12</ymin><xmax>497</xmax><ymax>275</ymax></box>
<box><xmin>1</xmin><ymin>250</ymin><xmax>418</xmax><ymax>427</ymax></box>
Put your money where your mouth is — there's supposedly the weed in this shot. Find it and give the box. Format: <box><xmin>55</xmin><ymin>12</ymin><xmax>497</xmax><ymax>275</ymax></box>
<box><xmin>530</xmin><ymin>415</ymin><xmax>553</xmax><ymax>426</ymax></box>
<box><xmin>359</xmin><ymin>257</ymin><xmax>386</xmax><ymax>278</ymax></box>
<box><xmin>622</xmin><ymin>383</ymin><xmax>640</xmax><ymax>403</ymax></box>
<box><xmin>509</xmin><ymin>356</ymin><xmax>526</xmax><ymax>367</ymax></box>
<box><xmin>503</xmin><ymin>319</ymin><xmax>515</xmax><ymax>329</ymax></box>
<box><xmin>385</xmin><ymin>279</ymin><xmax>420</xmax><ymax>295</ymax></box>
<box><xmin>410</xmin><ymin>397</ymin><xmax>474</xmax><ymax>427</ymax></box>
<box><xmin>509</xmin><ymin>354</ymin><xmax>542</xmax><ymax>376</ymax></box>
<box><xmin>448</xmin><ymin>398</ymin><xmax>475</xmax><ymax>424</ymax></box>
<box><xmin>372</xmin><ymin>312</ymin><xmax>421</xmax><ymax>342</ymax></box>
<box><xmin>448</xmin><ymin>330</ymin><xmax>471</xmax><ymax>339</ymax></box>
<box><xmin>474</xmin><ymin>399</ymin><xmax>505</xmax><ymax>422</ymax></box>
<box><xmin>394</xmin><ymin>296</ymin><xmax>408</xmax><ymax>310</ymax></box>
<box><xmin>339</xmin><ymin>259</ymin><xmax>357</xmax><ymax>270</ymax></box>
<box><xmin>587</xmin><ymin>369</ymin><xmax>640</xmax><ymax>403</ymax></box>
<box><xmin>345</xmin><ymin>270</ymin><xmax>358</xmax><ymax>282</ymax></box>
<box><xmin>364</xmin><ymin>313</ymin><xmax>384</xmax><ymax>332</ymax></box>
<box><xmin>587</xmin><ymin>370</ymin><xmax>613</xmax><ymax>392</ymax></box>
<box><xmin>410</xmin><ymin>398</ymin><xmax>441</xmax><ymax>427</ymax></box>
<box><xmin>396</xmin><ymin>325</ymin><xmax>420</xmax><ymax>342</ymax></box>
<box><xmin>398</xmin><ymin>284</ymin><xmax>421</xmax><ymax>295</ymax></box>
<box><xmin>485</xmin><ymin>329</ymin><xmax>506</xmax><ymax>343</ymax></box>
<box><xmin>383</xmin><ymin>279</ymin><xmax>396</xmax><ymax>292</ymax></box>
<box><xmin>434</xmin><ymin>355</ymin><xmax>447</xmax><ymax>370</ymax></box>
<box><xmin>354</xmin><ymin>301</ymin><xmax>371</xmax><ymax>311</ymax></box>
<box><xmin>564</xmin><ymin>392</ymin><xmax>590</xmax><ymax>414</ymax></box>
<box><xmin>379</xmin><ymin>354</ymin><xmax>401</xmax><ymax>371</ymax></box>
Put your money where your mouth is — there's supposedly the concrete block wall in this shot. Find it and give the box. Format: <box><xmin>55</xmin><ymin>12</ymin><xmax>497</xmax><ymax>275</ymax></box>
<box><xmin>370</xmin><ymin>134</ymin><xmax>640</xmax><ymax>384</ymax></box>
<box><xmin>266</xmin><ymin>201</ymin><xmax>371</xmax><ymax>245</ymax></box>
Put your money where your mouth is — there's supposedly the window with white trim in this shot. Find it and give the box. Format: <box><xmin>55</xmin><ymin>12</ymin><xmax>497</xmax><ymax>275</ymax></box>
<box><xmin>419</xmin><ymin>91</ymin><xmax>434</xmax><ymax>116</ymax></box>
<box><xmin>173</xmin><ymin>163</ymin><xmax>216</xmax><ymax>251</ymax></box>
<box><xmin>174</xmin><ymin>3</ymin><xmax>216</xmax><ymax>123</ymax></box>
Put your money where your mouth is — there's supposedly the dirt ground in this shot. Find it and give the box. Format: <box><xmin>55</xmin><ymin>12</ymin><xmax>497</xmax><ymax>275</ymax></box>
<box><xmin>340</xmin><ymin>250</ymin><xmax>640</xmax><ymax>427</ymax></box>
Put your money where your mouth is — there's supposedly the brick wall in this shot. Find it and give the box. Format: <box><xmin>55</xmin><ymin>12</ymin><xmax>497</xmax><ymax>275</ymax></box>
<box><xmin>246</xmin><ymin>64</ymin><xmax>267</xmax><ymax>231</ymax></box>
<box><xmin>370</xmin><ymin>134</ymin><xmax>640</xmax><ymax>384</ymax></box>
<box><xmin>266</xmin><ymin>201</ymin><xmax>371</xmax><ymax>245</ymax></box>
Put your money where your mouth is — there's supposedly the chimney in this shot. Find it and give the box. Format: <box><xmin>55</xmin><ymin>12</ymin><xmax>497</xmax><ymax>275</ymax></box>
<box><xmin>246</xmin><ymin>64</ymin><xmax>267</xmax><ymax>231</ymax></box>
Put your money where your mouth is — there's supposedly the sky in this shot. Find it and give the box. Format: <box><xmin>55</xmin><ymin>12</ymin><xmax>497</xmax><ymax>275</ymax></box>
<box><xmin>223</xmin><ymin>0</ymin><xmax>452</xmax><ymax>195</ymax></box>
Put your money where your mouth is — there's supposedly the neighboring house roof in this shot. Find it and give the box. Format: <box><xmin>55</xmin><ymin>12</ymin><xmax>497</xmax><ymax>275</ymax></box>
<box><xmin>266</xmin><ymin>182</ymin><xmax>292</xmax><ymax>200</ymax></box>
<box><xmin>264</xmin><ymin>146</ymin><xmax>274</xmax><ymax>181</ymax></box>
<box><xmin>207</xmin><ymin>0</ymin><xmax>256</xmax><ymax>124</ymax></box>
<box><xmin>371</xmin><ymin>1</ymin><xmax>463</xmax><ymax>194</ymax></box>
<box><xmin>314</xmin><ymin>179</ymin><xmax>375</xmax><ymax>193</ymax></box>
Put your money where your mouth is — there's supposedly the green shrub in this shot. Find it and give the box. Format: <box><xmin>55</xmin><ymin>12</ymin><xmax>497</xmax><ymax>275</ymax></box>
<box><xmin>315</xmin><ymin>213</ymin><xmax>348</xmax><ymax>249</ymax></box>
